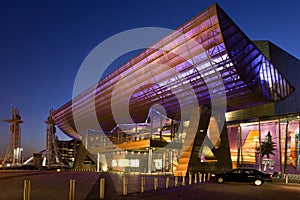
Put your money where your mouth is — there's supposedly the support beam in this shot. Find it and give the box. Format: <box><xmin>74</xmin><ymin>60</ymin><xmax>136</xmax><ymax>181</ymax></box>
<box><xmin>188</xmin><ymin>106</ymin><xmax>232</xmax><ymax>173</ymax></box>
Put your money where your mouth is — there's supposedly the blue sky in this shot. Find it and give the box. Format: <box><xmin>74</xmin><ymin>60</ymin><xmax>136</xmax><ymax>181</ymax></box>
<box><xmin>0</xmin><ymin>0</ymin><xmax>299</xmax><ymax>158</ymax></box>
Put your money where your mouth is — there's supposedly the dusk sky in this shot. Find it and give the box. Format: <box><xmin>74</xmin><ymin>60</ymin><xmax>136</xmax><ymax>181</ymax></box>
<box><xmin>1</xmin><ymin>0</ymin><xmax>299</xmax><ymax>158</ymax></box>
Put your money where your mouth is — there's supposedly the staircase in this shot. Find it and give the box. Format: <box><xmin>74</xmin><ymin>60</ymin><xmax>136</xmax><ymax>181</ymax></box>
<box><xmin>173</xmin><ymin>107</ymin><xmax>202</xmax><ymax>176</ymax></box>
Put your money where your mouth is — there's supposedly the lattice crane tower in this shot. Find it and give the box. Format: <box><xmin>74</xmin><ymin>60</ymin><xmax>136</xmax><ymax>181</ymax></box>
<box><xmin>2</xmin><ymin>106</ymin><xmax>23</xmax><ymax>166</ymax></box>
<box><xmin>45</xmin><ymin>109</ymin><xmax>60</xmax><ymax>167</ymax></box>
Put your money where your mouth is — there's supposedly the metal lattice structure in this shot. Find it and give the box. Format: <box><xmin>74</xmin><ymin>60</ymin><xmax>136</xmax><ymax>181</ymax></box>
<box><xmin>2</xmin><ymin>106</ymin><xmax>23</xmax><ymax>166</ymax></box>
<box><xmin>45</xmin><ymin>109</ymin><xmax>60</xmax><ymax>167</ymax></box>
<box><xmin>52</xmin><ymin>3</ymin><xmax>294</xmax><ymax>139</ymax></box>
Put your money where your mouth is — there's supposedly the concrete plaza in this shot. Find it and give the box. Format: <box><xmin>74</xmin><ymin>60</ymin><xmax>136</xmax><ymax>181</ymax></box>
<box><xmin>0</xmin><ymin>171</ymin><xmax>299</xmax><ymax>200</ymax></box>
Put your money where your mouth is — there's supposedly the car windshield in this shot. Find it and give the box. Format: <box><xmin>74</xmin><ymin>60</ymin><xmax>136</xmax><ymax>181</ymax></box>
<box><xmin>231</xmin><ymin>169</ymin><xmax>242</xmax><ymax>173</ymax></box>
<box><xmin>244</xmin><ymin>169</ymin><xmax>255</xmax><ymax>174</ymax></box>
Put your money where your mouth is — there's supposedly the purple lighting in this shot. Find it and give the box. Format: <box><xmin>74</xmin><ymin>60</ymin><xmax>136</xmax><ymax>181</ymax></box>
<box><xmin>52</xmin><ymin>4</ymin><xmax>294</xmax><ymax>139</ymax></box>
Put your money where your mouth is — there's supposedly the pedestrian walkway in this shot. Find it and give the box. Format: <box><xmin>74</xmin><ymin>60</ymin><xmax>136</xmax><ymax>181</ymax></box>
<box><xmin>0</xmin><ymin>171</ymin><xmax>299</xmax><ymax>199</ymax></box>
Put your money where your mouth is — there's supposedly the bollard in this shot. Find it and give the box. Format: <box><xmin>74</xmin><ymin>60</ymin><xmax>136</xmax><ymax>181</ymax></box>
<box><xmin>189</xmin><ymin>173</ymin><xmax>192</xmax><ymax>185</ymax></box>
<box><xmin>166</xmin><ymin>177</ymin><xmax>170</xmax><ymax>189</ymax></box>
<box><xmin>23</xmin><ymin>180</ymin><xmax>30</xmax><ymax>200</ymax></box>
<box><xmin>203</xmin><ymin>173</ymin><xmax>206</xmax><ymax>182</ymax></box>
<box><xmin>182</xmin><ymin>176</ymin><xmax>185</xmax><ymax>186</ymax></box>
<box><xmin>208</xmin><ymin>173</ymin><xmax>210</xmax><ymax>181</ymax></box>
<box><xmin>123</xmin><ymin>177</ymin><xmax>128</xmax><ymax>195</ymax></box>
<box><xmin>194</xmin><ymin>173</ymin><xmax>197</xmax><ymax>184</ymax></box>
<box><xmin>285</xmin><ymin>174</ymin><xmax>289</xmax><ymax>184</ymax></box>
<box><xmin>175</xmin><ymin>176</ymin><xmax>178</xmax><ymax>187</ymax></box>
<box><xmin>99</xmin><ymin>178</ymin><xmax>105</xmax><ymax>199</ymax></box>
<box><xmin>69</xmin><ymin>179</ymin><xmax>75</xmax><ymax>200</ymax></box>
<box><xmin>141</xmin><ymin>177</ymin><xmax>145</xmax><ymax>193</ymax></box>
<box><xmin>199</xmin><ymin>173</ymin><xmax>202</xmax><ymax>183</ymax></box>
<box><xmin>154</xmin><ymin>177</ymin><xmax>158</xmax><ymax>191</ymax></box>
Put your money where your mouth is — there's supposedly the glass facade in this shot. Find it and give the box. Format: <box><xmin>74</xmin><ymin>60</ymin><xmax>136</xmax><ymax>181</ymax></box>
<box><xmin>227</xmin><ymin>114</ymin><xmax>300</xmax><ymax>174</ymax></box>
<box><xmin>84</xmin><ymin>112</ymin><xmax>300</xmax><ymax>174</ymax></box>
<box><xmin>84</xmin><ymin>108</ymin><xmax>188</xmax><ymax>173</ymax></box>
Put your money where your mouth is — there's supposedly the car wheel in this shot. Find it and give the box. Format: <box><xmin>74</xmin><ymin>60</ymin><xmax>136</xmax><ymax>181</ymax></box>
<box><xmin>253</xmin><ymin>179</ymin><xmax>262</xmax><ymax>186</ymax></box>
<box><xmin>217</xmin><ymin>177</ymin><xmax>224</xmax><ymax>183</ymax></box>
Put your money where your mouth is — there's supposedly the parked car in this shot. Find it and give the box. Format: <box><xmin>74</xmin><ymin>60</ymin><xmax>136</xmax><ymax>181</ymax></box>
<box><xmin>214</xmin><ymin>168</ymin><xmax>272</xmax><ymax>186</ymax></box>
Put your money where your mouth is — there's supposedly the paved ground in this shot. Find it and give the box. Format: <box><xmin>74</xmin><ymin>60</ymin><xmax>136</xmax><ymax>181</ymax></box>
<box><xmin>0</xmin><ymin>171</ymin><xmax>100</xmax><ymax>199</ymax></box>
<box><xmin>122</xmin><ymin>182</ymin><xmax>300</xmax><ymax>200</ymax></box>
<box><xmin>0</xmin><ymin>171</ymin><xmax>299</xmax><ymax>200</ymax></box>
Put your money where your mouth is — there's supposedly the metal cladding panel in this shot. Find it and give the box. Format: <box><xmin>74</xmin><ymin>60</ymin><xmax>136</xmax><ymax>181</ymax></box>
<box><xmin>217</xmin><ymin>6</ymin><xmax>294</xmax><ymax>103</ymax></box>
<box><xmin>52</xmin><ymin>3</ymin><xmax>294</xmax><ymax>139</ymax></box>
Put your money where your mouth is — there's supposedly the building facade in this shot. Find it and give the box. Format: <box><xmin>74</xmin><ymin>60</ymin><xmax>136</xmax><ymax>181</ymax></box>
<box><xmin>52</xmin><ymin>4</ymin><xmax>298</xmax><ymax>175</ymax></box>
<box><xmin>225</xmin><ymin>41</ymin><xmax>300</xmax><ymax>174</ymax></box>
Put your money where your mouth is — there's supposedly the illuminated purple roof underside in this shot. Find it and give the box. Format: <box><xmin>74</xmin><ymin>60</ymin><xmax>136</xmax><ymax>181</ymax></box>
<box><xmin>53</xmin><ymin>4</ymin><xmax>294</xmax><ymax>139</ymax></box>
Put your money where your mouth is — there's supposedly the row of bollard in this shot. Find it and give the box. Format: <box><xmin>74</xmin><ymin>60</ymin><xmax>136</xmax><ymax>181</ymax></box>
<box><xmin>22</xmin><ymin>173</ymin><xmax>211</xmax><ymax>200</ymax></box>
<box><xmin>120</xmin><ymin>172</ymin><xmax>211</xmax><ymax>198</ymax></box>
<box><xmin>71</xmin><ymin>168</ymin><xmax>97</xmax><ymax>172</ymax></box>
<box><xmin>22</xmin><ymin>178</ymin><xmax>105</xmax><ymax>200</ymax></box>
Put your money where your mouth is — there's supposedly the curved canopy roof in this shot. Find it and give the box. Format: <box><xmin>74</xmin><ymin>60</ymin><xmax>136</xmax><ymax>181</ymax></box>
<box><xmin>53</xmin><ymin>3</ymin><xmax>294</xmax><ymax>139</ymax></box>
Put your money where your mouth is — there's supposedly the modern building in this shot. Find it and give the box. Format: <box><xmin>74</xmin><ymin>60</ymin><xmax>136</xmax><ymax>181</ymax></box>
<box><xmin>52</xmin><ymin>3</ymin><xmax>299</xmax><ymax>175</ymax></box>
<box><xmin>225</xmin><ymin>40</ymin><xmax>300</xmax><ymax>174</ymax></box>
